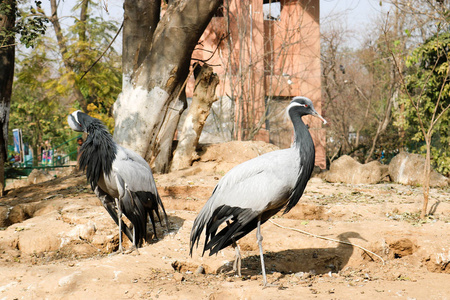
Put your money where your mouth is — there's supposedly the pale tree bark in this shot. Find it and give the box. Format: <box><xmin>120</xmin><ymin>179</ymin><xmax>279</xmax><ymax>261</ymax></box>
<box><xmin>170</xmin><ymin>64</ymin><xmax>219</xmax><ymax>171</ymax></box>
<box><xmin>113</xmin><ymin>0</ymin><xmax>222</xmax><ymax>173</ymax></box>
<box><xmin>0</xmin><ymin>0</ymin><xmax>16</xmax><ymax>196</ymax></box>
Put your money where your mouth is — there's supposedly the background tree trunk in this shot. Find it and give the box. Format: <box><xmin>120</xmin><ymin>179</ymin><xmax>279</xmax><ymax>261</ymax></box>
<box><xmin>0</xmin><ymin>0</ymin><xmax>16</xmax><ymax>196</ymax></box>
<box><xmin>170</xmin><ymin>64</ymin><xmax>219</xmax><ymax>171</ymax></box>
<box><xmin>364</xmin><ymin>87</ymin><xmax>396</xmax><ymax>163</ymax></box>
<box><xmin>48</xmin><ymin>0</ymin><xmax>88</xmax><ymax>111</ymax></box>
<box><xmin>113</xmin><ymin>0</ymin><xmax>222</xmax><ymax>173</ymax></box>
<box><xmin>121</xmin><ymin>0</ymin><xmax>159</xmax><ymax>83</ymax></box>
<box><xmin>421</xmin><ymin>138</ymin><xmax>431</xmax><ymax>219</ymax></box>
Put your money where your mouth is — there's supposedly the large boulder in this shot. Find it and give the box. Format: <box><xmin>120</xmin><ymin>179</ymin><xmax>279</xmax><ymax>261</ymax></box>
<box><xmin>389</xmin><ymin>152</ymin><xmax>448</xmax><ymax>187</ymax></box>
<box><xmin>322</xmin><ymin>155</ymin><xmax>388</xmax><ymax>184</ymax></box>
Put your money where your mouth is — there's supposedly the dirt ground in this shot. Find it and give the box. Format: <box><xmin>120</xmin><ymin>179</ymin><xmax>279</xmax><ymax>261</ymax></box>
<box><xmin>0</xmin><ymin>141</ymin><xmax>449</xmax><ymax>300</ymax></box>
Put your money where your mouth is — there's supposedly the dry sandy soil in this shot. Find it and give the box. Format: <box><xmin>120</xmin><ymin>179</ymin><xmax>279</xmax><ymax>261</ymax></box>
<box><xmin>0</xmin><ymin>141</ymin><xmax>449</xmax><ymax>300</ymax></box>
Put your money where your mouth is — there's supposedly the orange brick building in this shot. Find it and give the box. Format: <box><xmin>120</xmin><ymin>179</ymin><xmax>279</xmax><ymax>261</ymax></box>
<box><xmin>187</xmin><ymin>0</ymin><xmax>325</xmax><ymax>169</ymax></box>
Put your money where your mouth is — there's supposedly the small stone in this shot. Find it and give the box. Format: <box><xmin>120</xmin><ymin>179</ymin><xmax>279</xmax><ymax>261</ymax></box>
<box><xmin>194</xmin><ymin>265</ymin><xmax>205</xmax><ymax>275</ymax></box>
<box><xmin>294</xmin><ymin>272</ymin><xmax>311</xmax><ymax>280</ymax></box>
<box><xmin>173</xmin><ymin>272</ymin><xmax>184</xmax><ymax>282</ymax></box>
<box><xmin>272</xmin><ymin>272</ymin><xmax>283</xmax><ymax>280</ymax></box>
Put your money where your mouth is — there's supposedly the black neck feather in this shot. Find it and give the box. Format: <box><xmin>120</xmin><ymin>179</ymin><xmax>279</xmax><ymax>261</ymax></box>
<box><xmin>284</xmin><ymin>111</ymin><xmax>315</xmax><ymax>213</ymax></box>
<box><xmin>78</xmin><ymin>119</ymin><xmax>117</xmax><ymax>190</ymax></box>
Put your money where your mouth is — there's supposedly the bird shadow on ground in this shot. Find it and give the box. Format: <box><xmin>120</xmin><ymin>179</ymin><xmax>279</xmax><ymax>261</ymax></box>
<box><xmin>147</xmin><ymin>214</ymin><xmax>186</xmax><ymax>244</ymax></box>
<box><xmin>216</xmin><ymin>231</ymin><xmax>366</xmax><ymax>276</ymax></box>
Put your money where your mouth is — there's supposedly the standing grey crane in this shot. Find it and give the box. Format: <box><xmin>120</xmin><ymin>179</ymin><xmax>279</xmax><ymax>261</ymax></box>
<box><xmin>189</xmin><ymin>96</ymin><xmax>326</xmax><ymax>286</ymax></box>
<box><xmin>68</xmin><ymin>111</ymin><xmax>169</xmax><ymax>253</ymax></box>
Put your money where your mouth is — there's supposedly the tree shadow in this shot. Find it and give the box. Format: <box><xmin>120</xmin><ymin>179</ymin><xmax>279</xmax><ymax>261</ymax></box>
<box><xmin>217</xmin><ymin>231</ymin><xmax>366</xmax><ymax>276</ymax></box>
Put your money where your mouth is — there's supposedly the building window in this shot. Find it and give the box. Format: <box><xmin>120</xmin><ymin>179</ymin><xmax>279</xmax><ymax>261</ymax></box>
<box><xmin>263</xmin><ymin>1</ymin><xmax>281</xmax><ymax>21</ymax></box>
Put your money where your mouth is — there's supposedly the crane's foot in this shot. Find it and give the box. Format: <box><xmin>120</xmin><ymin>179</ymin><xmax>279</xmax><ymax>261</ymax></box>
<box><xmin>262</xmin><ymin>280</ymin><xmax>279</xmax><ymax>288</ymax></box>
<box><xmin>124</xmin><ymin>245</ymin><xmax>140</xmax><ymax>255</ymax></box>
<box><xmin>108</xmin><ymin>246</ymin><xmax>124</xmax><ymax>257</ymax></box>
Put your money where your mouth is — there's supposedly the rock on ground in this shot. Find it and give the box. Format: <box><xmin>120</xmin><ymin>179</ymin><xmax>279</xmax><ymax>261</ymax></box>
<box><xmin>322</xmin><ymin>155</ymin><xmax>388</xmax><ymax>184</ymax></box>
<box><xmin>193</xmin><ymin>141</ymin><xmax>280</xmax><ymax>174</ymax></box>
<box><xmin>389</xmin><ymin>152</ymin><xmax>448</xmax><ymax>187</ymax></box>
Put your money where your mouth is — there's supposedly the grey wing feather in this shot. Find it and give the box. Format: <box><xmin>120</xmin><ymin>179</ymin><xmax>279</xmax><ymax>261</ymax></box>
<box><xmin>113</xmin><ymin>146</ymin><xmax>158</xmax><ymax>194</ymax></box>
<box><xmin>112</xmin><ymin>146</ymin><xmax>169</xmax><ymax>244</ymax></box>
<box><xmin>190</xmin><ymin>148</ymin><xmax>299</xmax><ymax>255</ymax></box>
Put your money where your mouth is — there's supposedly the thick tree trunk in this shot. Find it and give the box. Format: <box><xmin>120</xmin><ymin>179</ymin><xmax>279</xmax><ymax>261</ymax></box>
<box><xmin>0</xmin><ymin>0</ymin><xmax>16</xmax><ymax>196</ymax></box>
<box><xmin>113</xmin><ymin>0</ymin><xmax>222</xmax><ymax>173</ymax></box>
<box><xmin>122</xmin><ymin>0</ymin><xmax>159</xmax><ymax>83</ymax></box>
<box><xmin>152</xmin><ymin>94</ymin><xmax>186</xmax><ymax>173</ymax></box>
<box><xmin>170</xmin><ymin>64</ymin><xmax>219</xmax><ymax>171</ymax></box>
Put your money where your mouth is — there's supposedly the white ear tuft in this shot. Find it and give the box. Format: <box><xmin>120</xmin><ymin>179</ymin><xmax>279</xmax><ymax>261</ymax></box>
<box><xmin>72</xmin><ymin>110</ymin><xmax>82</xmax><ymax>124</ymax></box>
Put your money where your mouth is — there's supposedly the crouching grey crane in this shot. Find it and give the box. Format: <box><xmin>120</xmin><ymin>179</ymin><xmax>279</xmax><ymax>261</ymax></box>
<box><xmin>68</xmin><ymin>111</ymin><xmax>169</xmax><ymax>253</ymax></box>
<box><xmin>189</xmin><ymin>96</ymin><xmax>327</xmax><ymax>286</ymax></box>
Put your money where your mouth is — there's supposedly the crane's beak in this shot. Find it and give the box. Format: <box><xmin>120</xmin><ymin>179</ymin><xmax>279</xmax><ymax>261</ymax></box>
<box><xmin>312</xmin><ymin>111</ymin><xmax>327</xmax><ymax>125</ymax></box>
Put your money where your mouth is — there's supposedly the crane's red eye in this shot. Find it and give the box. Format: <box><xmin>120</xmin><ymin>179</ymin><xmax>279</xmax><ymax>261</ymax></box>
<box><xmin>304</xmin><ymin>104</ymin><xmax>308</xmax><ymax>107</ymax></box>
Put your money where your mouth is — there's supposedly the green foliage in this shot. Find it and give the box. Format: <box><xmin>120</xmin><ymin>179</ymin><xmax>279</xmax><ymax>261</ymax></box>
<box><xmin>55</xmin><ymin>13</ymin><xmax>122</xmax><ymax>130</ymax></box>
<box><xmin>9</xmin><ymin>44</ymin><xmax>72</xmax><ymax>164</ymax></box>
<box><xmin>0</xmin><ymin>1</ymin><xmax>16</xmax><ymax>46</ymax></box>
<box><xmin>0</xmin><ymin>0</ymin><xmax>49</xmax><ymax>48</ymax></box>
<box><xmin>15</xmin><ymin>1</ymin><xmax>48</xmax><ymax>48</ymax></box>
<box><xmin>398</xmin><ymin>32</ymin><xmax>450</xmax><ymax>175</ymax></box>
<box><xmin>9</xmin><ymin>2</ymin><xmax>122</xmax><ymax>164</ymax></box>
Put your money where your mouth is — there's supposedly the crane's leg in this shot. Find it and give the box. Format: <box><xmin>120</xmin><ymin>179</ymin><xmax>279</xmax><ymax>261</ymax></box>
<box><xmin>257</xmin><ymin>217</ymin><xmax>281</xmax><ymax>288</ymax></box>
<box><xmin>227</xmin><ymin>221</ymin><xmax>241</xmax><ymax>276</ymax></box>
<box><xmin>256</xmin><ymin>219</ymin><xmax>278</xmax><ymax>287</ymax></box>
<box><xmin>232</xmin><ymin>239</ymin><xmax>241</xmax><ymax>277</ymax></box>
<box><xmin>115</xmin><ymin>198</ymin><xmax>123</xmax><ymax>254</ymax></box>
<box><xmin>125</xmin><ymin>226</ymin><xmax>140</xmax><ymax>255</ymax></box>
<box><xmin>129</xmin><ymin>225</ymin><xmax>140</xmax><ymax>255</ymax></box>
<box><xmin>256</xmin><ymin>218</ymin><xmax>268</xmax><ymax>286</ymax></box>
